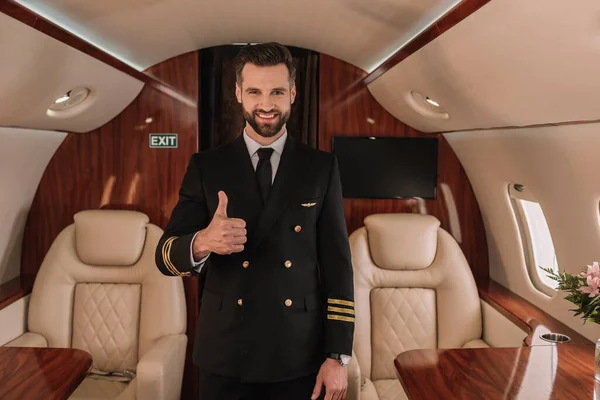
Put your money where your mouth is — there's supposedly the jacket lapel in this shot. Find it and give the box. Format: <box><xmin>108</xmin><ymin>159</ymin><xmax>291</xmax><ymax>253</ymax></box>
<box><xmin>249</xmin><ymin>135</ymin><xmax>304</xmax><ymax>251</ymax></box>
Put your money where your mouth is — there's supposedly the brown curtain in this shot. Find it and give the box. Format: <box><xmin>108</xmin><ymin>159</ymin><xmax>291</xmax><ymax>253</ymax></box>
<box><xmin>198</xmin><ymin>45</ymin><xmax>319</xmax><ymax>150</ymax></box>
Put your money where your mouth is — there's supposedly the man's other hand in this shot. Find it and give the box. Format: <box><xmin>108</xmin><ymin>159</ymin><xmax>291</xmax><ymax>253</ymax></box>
<box><xmin>192</xmin><ymin>191</ymin><xmax>247</xmax><ymax>258</ymax></box>
<box><xmin>311</xmin><ymin>358</ymin><xmax>348</xmax><ymax>400</ymax></box>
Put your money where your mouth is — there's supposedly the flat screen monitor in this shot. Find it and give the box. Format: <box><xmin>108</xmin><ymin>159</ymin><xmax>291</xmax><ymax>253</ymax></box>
<box><xmin>332</xmin><ymin>136</ymin><xmax>438</xmax><ymax>199</ymax></box>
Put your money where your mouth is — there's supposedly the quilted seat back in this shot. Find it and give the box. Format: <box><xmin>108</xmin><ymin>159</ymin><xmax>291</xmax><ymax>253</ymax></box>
<box><xmin>27</xmin><ymin>210</ymin><xmax>186</xmax><ymax>373</ymax></box>
<box><xmin>349</xmin><ymin>213</ymin><xmax>482</xmax><ymax>381</ymax></box>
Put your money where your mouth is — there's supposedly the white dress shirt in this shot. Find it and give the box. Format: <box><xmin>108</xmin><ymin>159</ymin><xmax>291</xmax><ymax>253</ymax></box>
<box><xmin>190</xmin><ymin>129</ymin><xmax>288</xmax><ymax>272</ymax></box>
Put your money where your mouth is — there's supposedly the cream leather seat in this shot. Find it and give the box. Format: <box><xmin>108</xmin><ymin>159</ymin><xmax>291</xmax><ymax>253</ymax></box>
<box><xmin>5</xmin><ymin>210</ymin><xmax>187</xmax><ymax>400</ymax></box>
<box><xmin>348</xmin><ymin>214</ymin><xmax>487</xmax><ymax>400</ymax></box>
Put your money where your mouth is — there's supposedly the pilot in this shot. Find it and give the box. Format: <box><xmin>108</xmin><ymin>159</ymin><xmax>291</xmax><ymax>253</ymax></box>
<box><xmin>155</xmin><ymin>42</ymin><xmax>354</xmax><ymax>400</ymax></box>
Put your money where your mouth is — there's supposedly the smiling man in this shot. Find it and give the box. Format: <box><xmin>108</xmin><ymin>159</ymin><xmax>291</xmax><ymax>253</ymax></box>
<box><xmin>155</xmin><ymin>42</ymin><xmax>354</xmax><ymax>400</ymax></box>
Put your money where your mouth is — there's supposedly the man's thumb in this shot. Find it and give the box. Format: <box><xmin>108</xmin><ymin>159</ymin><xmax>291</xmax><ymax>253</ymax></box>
<box><xmin>311</xmin><ymin>375</ymin><xmax>323</xmax><ymax>400</ymax></box>
<box><xmin>215</xmin><ymin>191</ymin><xmax>228</xmax><ymax>217</ymax></box>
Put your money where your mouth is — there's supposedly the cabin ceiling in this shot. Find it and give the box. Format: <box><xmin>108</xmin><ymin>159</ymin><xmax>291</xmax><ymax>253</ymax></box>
<box><xmin>5</xmin><ymin>0</ymin><xmax>597</xmax><ymax>134</ymax></box>
<box><xmin>368</xmin><ymin>0</ymin><xmax>600</xmax><ymax>132</ymax></box>
<box><xmin>13</xmin><ymin>0</ymin><xmax>461</xmax><ymax>72</ymax></box>
<box><xmin>0</xmin><ymin>13</ymin><xmax>143</xmax><ymax>133</ymax></box>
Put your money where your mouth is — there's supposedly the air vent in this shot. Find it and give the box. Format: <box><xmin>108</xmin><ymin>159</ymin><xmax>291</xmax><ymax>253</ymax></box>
<box><xmin>405</xmin><ymin>91</ymin><xmax>449</xmax><ymax>120</ymax></box>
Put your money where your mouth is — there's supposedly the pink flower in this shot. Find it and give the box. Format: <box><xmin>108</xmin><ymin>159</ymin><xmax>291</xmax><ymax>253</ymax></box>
<box><xmin>585</xmin><ymin>262</ymin><xmax>600</xmax><ymax>279</ymax></box>
<box><xmin>580</xmin><ymin>275</ymin><xmax>600</xmax><ymax>297</ymax></box>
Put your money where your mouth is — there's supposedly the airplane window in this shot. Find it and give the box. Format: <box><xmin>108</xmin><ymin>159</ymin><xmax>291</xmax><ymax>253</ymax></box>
<box><xmin>509</xmin><ymin>184</ymin><xmax>559</xmax><ymax>295</ymax></box>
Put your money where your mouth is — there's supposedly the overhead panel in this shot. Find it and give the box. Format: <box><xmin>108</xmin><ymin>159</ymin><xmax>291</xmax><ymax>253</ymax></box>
<box><xmin>368</xmin><ymin>0</ymin><xmax>600</xmax><ymax>132</ymax></box>
<box><xmin>14</xmin><ymin>0</ymin><xmax>460</xmax><ymax>72</ymax></box>
<box><xmin>0</xmin><ymin>13</ymin><xmax>143</xmax><ymax>133</ymax></box>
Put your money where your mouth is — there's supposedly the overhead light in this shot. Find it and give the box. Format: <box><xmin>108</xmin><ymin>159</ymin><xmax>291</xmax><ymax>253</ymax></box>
<box><xmin>145</xmin><ymin>117</ymin><xmax>153</xmax><ymax>124</ymax></box>
<box><xmin>405</xmin><ymin>91</ymin><xmax>449</xmax><ymax>121</ymax></box>
<box><xmin>54</xmin><ymin>92</ymin><xmax>70</xmax><ymax>104</ymax></box>
<box><xmin>48</xmin><ymin>87</ymin><xmax>90</xmax><ymax>113</ymax></box>
<box><xmin>425</xmin><ymin>97</ymin><xmax>440</xmax><ymax>107</ymax></box>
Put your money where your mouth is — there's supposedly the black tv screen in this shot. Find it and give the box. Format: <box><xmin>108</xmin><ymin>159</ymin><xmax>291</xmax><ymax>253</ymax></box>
<box><xmin>332</xmin><ymin>136</ymin><xmax>438</xmax><ymax>199</ymax></box>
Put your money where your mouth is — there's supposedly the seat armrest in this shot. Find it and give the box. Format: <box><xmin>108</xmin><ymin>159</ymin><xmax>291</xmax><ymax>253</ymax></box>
<box><xmin>3</xmin><ymin>332</ymin><xmax>48</xmax><ymax>348</ymax></box>
<box><xmin>347</xmin><ymin>350</ymin><xmax>361</xmax><ymax>400</ymax></box>
<box><xmin>136</xmin><ymin>334</ymin><xmax>187</xmax><ymax>400</ymax></box>
<box><xmin>480</xmin><ymin>299</ymin><xmax>528</xmax><ymax>347</ymax></box>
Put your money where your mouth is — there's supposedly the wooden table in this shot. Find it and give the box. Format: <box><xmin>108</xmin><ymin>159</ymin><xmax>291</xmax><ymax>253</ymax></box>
<box><xmin>395</xmin><ymin>344</ymin><xmax>596</xmax><ymax>399</ymax></box>
<box><xmin>0</xmin><ymin>347</ymin><xmax>92</xmax><ymax>400</ymax></box>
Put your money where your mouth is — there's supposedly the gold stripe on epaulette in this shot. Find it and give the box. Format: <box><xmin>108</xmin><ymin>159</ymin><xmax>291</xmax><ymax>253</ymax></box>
<box><xmin>327</xmin><ymin>298</ymin><xmax>355</xmax><ymax>308</ymax></box>
<box><xmin>327</xmin><ymin>314</ymin><xmax>355</xmax><ymax>323</ymax></box>
<box><xmin>328</xmin><ymin>306</ymin><xmax>355</xmax><ymax>316</ymax></box>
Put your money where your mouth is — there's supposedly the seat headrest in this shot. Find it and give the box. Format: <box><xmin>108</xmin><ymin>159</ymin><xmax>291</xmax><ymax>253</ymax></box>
<box><xmin>74</xmin><ymin>210</ymin><xmax>150</xmax><ymax>266</ymax></box>
<box><xmin>364</xmin><ymin>213</ymin><xmax>440</xmax><ymax>270</ymax></box>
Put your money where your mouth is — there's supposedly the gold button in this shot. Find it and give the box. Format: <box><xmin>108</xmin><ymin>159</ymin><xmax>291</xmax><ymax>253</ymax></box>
<box><xmin>237</xmin><ymin>298</ymin><xmax>243</xmax><ymax>306</ymax></box>
<box><xmin>284</xmin><ymin>260</ymin><xmax>292</xmax><ymax>268</ymax></box>
<box><xmin>242</xmin><ymin>261</ymin><xmax>249</xmax><ymax>268</ymax></box>
<box><xmin>285</xmin><ymin>299</ymin><xmax>292</xmax><ymax>307</ymax></box>
<box><xmin>294</xmin><ymin>225</ymin><xmax>302</xmax><ymax>232</ymax></box>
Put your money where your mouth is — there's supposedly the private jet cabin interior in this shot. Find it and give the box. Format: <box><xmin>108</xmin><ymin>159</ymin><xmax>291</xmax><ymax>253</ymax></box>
<box><xmin>1</xmin><ymin>0</ymin><xmax>599</xmax><ymax>399</ymax></box>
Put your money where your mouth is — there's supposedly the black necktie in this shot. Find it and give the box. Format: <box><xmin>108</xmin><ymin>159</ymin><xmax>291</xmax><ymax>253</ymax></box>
<box><xmin>256</xmin><ymin>147</ymin><xmax>274</xmax><ymax>203</ymax></box>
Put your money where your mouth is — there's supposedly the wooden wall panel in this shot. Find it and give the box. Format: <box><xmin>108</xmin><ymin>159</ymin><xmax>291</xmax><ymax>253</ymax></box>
<box><xmin>319</xmin><ymin>54</ymin><xmax>488</xmax><ymax>278</ymax></box>
<box><xmin>20</xmin><ymin>52</ymin><xmax>200</xmax><ymax>400</ymax></box>
<box><xmin>145</xmin><ymin>51</ymin><xmax>199</xmax><ymax>100</ymax></box>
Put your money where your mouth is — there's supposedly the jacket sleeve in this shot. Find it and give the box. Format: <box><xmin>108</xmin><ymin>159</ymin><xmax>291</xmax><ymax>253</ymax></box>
<box><xmin>155</xmin><ymin>154</ymin><xmax>210</xmax><ymax>276</ymax></box>
<box><xmin>317</xmin><ymin>155</ymin><xmax>355</xmax><ymax>355</ymax></box>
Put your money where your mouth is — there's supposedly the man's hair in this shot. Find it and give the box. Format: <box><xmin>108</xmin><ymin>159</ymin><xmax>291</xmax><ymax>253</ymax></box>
<box><xmin>235</xmin><ymin>42</ymin><xmax>296</xmax><ymax>87</ymax></box>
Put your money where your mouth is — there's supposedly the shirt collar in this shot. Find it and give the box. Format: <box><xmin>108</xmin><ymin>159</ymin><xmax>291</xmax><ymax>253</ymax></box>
<box><xmin>243</xmin><ymin>128</ymin><xmax>287</xmax><ymax>157</ymax></box>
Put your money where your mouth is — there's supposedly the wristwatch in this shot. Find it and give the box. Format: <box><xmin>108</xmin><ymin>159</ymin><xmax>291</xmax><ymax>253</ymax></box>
<box><xmin>327</xmin><ymin>352</ymin><xmax>352</xmax><ymax>367</ymax></box>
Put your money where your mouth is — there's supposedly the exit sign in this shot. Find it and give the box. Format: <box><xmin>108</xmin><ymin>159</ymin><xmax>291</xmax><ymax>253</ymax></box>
<box><xmin>149</xmin><ymin>133</ymin><xmax>178</xmax><ymax>148</ymax></box>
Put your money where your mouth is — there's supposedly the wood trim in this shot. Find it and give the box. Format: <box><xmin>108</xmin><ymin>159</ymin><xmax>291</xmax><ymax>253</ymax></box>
<box><xmin>395</xmin><ymin>281</ymin><xmax>596</xmax><ymax>399</ymax></box>
<box><xmin>478</xmin><ymin>279</ymin><xmax>594</xmax><ymax>350</ymax></box>
<box><xmin>0</xmin><ymin>347</ymin><xmax>92</xmax><ymax>400</ymax></box>
<box><xmin>0</xmin><ymin>0</ymin><xmax>196</xmax><ymax>107</ymax></box>
<box><xmin>395</xmin><ymin>345</ymin><xmax>594</xmax><ymax>399</ymax></box>
<box><xmin>0</xmin><ymin>277</ymin><xmax>29</xmax><ymax>312</ymax></box>
<box><xmin>363</xmin><ymin>0</ymin><xmax>492</xmax><ymax>85</ymax></box>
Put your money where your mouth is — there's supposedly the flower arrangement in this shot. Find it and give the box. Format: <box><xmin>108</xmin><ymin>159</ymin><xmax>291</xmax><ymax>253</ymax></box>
<box><xmin>541</xmin><ymin>262</ymin><xmax>600</xmax><ymax>324</ymax></box>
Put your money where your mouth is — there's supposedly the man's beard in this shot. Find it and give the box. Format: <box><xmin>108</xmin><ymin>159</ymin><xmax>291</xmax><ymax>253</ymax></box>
<box><xmin>243</xmin><ymin>108</ymin><xmax>290</xmax><ymax>138</ymax></box>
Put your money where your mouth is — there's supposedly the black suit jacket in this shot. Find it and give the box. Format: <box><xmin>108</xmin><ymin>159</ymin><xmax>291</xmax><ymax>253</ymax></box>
<box><xmin>155</xmin><ymin>133</ymin><xmax>354</xmax><ymax>382</ymax></box>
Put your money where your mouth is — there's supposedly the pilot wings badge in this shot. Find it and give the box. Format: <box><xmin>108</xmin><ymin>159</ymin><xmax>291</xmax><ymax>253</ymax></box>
<box><xmin>301</xmin><ymin>202</ymin><xmax>317</xmax><ymax>207</ymax></box>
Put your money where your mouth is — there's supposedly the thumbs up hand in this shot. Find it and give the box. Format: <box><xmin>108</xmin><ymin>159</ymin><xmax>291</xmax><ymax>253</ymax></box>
<box><xmin>192</xmin><ymin>191</ymin><xmax>247</xmax><ymax>259</ymax></box>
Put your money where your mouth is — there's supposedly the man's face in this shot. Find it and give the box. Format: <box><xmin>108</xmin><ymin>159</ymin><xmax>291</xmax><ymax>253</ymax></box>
<box><xmin>236</xmin><ymin>63</ymin><xmax>296</xmax><ymax>138</ymax></box>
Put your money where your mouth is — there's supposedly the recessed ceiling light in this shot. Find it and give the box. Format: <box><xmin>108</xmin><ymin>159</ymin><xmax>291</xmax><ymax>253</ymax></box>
<box><xmin>48</xmin><ymin>87</ymin><xmax>90</xmax><ymax>113</ymax></box>
<box><xmin>425</xmin><ymin>97</ymin><xmax>440</xmax><ymax>107</ymax></box>
<box><xmin>406</xmin><ymin>91</ymin><xmax>450</xmax><ymax>121</ymax></box>
<box><xmin>54</xmin><ymin>92</ymin><xmax>70</xmax><ymax>104</ymax></box>
<box><xmin>145</xmin><ymin>117</ymin><xmax>153</xmax><ymax>124</ymax></box>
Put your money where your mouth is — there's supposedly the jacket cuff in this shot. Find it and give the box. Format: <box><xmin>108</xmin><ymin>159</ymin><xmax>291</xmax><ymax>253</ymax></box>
<box><xmin>160</xmin><ymin>232</ymin><xmax>198</xmax><ymax>276</ymax></box>
<box><xmin>324</xmin><ymin>297</ymin><xmax>355</xmax><ymax>355</ymax></box>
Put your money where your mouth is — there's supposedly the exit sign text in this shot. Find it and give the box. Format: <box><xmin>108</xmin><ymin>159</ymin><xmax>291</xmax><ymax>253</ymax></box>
<box><xmin>149</xmin><ymin>134</ymin><xmax>178</xmax><ymax>148</ymax></box>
